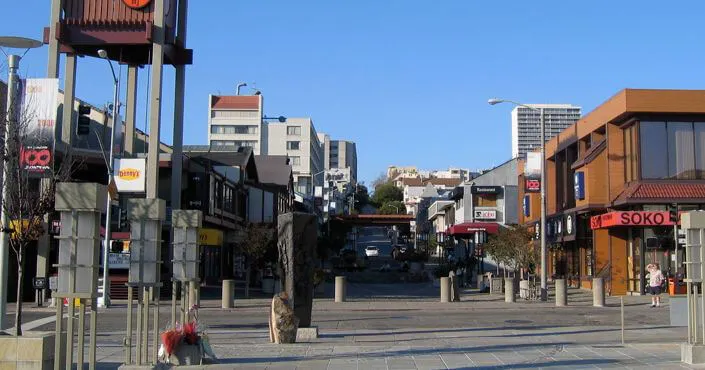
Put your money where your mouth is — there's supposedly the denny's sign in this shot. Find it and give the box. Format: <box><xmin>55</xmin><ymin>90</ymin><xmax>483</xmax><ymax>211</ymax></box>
<box><xmin>590</xmin><ymin>211</ymin><xmax>674</xmax><ymax>230</ymax></box>
<box><xmin>114</xmin><ymin>158</ymin><xmax>146</xmax><ymax>193</ymax></box>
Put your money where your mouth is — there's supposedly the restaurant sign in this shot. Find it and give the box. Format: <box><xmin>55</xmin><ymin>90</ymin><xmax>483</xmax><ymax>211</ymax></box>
<box><xmin>590</xmin><ymin>211</ymin><xmax>674</xmax><ymax>230</ymax></box>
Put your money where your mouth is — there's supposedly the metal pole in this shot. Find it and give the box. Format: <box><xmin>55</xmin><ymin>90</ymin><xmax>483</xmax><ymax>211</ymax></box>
<box><xmin>100</xmin><ymin>70</ymin><xmax>120</xmax><ymax>308</ymax></box>
<box><xmin>89</xmin><ymin>297</ymin><xmax>97</xmax><ymax>370</ymax></box>
<box><xmin>620</xmin><ymin>296</ymin><xmax>624</xmax><ymax>345</ymax></box>
<box><xmin>539</xmin><ymin>107</ymin><xmax>548</xmax><ymax>301</ymax></box>
<box><xmin>0</xmin><ymin>54</ymin><xmax>20</xmax><ymax>330</ymax></box>
<box><xmin>125</xmin><ymin>286</ymin><xmax>133</xmax><ymax>364</ymax></box>
<box><xmin>77</xmin><ymin>300</ymin><xmax>85</xmax><ymax>368</ymax></box>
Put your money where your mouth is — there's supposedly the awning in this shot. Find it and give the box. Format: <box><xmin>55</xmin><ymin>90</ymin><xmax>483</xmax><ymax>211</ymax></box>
<box><xmin>448</xmin><ymin>222</ymin><xmax>500</xmax><ymax>235</ymax></box>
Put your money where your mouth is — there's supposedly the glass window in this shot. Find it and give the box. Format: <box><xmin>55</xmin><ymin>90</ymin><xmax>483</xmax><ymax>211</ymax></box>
<box><xmin>287</xmin><ymin>141</ymin><xmax>300</xmax><ymax>150</ymax></box>
<box><xmin>287</xmin><ymin>126</ymin><xmax>301</xmax><ymax>135</ymax></box>
<box><xmin>695</xmin><ymin>123</ymin><xmax>705</xmax><ymax>178</ymax></box>
<box><xmin>640</xmin><ymin>122</ymin><xmax>668</xmax><ymax>179</ymax></box>
<box><xmin>668</xmin><ymin>122</ymin><xmax>696</xmax><ymax>179</ymax></box>
<box><xmin>290</xmin><ymin>156</ymin><xmax>301</xmax><ymax>166</ymax></box>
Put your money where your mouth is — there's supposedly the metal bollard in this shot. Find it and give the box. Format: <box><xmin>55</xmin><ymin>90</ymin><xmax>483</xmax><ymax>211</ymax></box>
<box><xmin>593</xmin><ymin>277</ymin><xmax>605</xmax><ymax>307</ymax></box>
<box><xmin>222</xmin><ymin>280</ymin><xmax>234</xmax><ymax>309</ymax></box>
<box><xmin>440</xmin><ymin>277</ymin><xmax>451</xmax><ymax>302</ymax></box>
<box><xmin>555</xmin><ymin>279</ymin><xmax>567</xmax><ymax>306</ymax></box>
<box><xmin>335</xmin><ymin>276</ymin><xmax>346</xmax><ymax>303</ymax></box>
<box><xmin>505</xmin><ymin>278</ymin><xmax>516</xmax><ymax>303</ymax></box>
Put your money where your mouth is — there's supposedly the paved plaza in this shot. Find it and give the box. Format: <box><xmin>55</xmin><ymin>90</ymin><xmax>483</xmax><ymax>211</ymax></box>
<box><xmin>10</xmin><ymin>284</ymin><xmax>704</xmax><ymax>369</ymax></box>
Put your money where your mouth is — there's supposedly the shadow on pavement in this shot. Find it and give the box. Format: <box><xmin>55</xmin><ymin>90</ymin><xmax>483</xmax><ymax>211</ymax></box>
<box><xmin>454</xmin><ymin>359</ymin><xmax>616</xmax><ymax>369</ymax></box>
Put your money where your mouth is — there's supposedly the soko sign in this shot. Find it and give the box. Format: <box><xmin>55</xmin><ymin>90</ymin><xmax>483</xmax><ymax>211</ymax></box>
<box><xmin>590</xmin><ymin>211</ymin><xmax>675</xmax><ymax>230</ymax></box>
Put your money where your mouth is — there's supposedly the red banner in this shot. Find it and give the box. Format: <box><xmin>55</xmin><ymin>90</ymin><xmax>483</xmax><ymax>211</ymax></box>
<box><xmin>590</xmin><ymin>211</ymin><xmax>674</xmax><ymax>230</ymax></box>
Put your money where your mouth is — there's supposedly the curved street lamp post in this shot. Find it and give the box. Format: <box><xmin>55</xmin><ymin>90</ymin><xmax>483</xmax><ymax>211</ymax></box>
<box><xmin>488</xmin><ymin>98</ymin><xmax>548</xmax><ymax>301</ymax></box>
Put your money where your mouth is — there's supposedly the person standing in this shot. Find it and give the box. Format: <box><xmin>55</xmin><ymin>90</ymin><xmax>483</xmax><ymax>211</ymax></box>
<box><xmin>646</xmin><ymin>263</ymin><xmax>664</xmax><ymax>308</ymax></box>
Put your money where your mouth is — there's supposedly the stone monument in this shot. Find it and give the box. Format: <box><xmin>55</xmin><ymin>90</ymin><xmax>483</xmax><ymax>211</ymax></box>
<box><xmin>277</xmin><ymin>212</ymin><xmax>317</xmax><ymax>328</ymax></box>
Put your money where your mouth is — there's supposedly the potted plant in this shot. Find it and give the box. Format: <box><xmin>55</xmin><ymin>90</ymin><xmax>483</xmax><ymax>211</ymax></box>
<box><xmin>159</xmin><ymin>306</ymin><xmax>217</xmax><ymax>365</ymax></box>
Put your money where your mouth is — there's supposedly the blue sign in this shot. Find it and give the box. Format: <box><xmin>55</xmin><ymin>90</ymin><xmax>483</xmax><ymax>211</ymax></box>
<box><xmin>574</xmin><ymin>172</ymin><xmax>585</xmax><ymax>200</ymax></box>
<box><xmin>523</xmin><ymin>195</ymin><xmax>530</xmax><ymax>217</ymax></box>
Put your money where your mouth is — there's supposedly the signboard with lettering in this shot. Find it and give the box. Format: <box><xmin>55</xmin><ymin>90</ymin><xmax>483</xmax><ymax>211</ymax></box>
<box><xmin>590</xmin><ymin>211</ymin><xmax>675</xmax><ymax>230</ymax></box>
<box><xmin>471</xmin><ymin>186</ymin><xmax>503</xmax><ymax>194</ymax></box>
<box><xmin>523</xmin><ymin>195</ymin><xmax>530</xmax><ymax>217</ymax></box>
<box><xmin>108</xmin><ymin>253</ymin><xmax>130</xmax><ymax>269</ymax></box>
<box><xmin>19</xmin><ymin>78</ymin><xmax>59</xmax><ymax>177</ymax></box>
<box><xmin>199</xmin><ymin>228</ymin><xmax>224</xmax><ymax>246</ymax></box>
<box><xmin>474</xmin><ymin>209</ymin><xmax>497</xmax><ymax>220</ymax></box>
<box><xmin>525</xmin><ymin>152</ymin><xmax>541</xmax><ymax>193</ymax></box>
<box><xmin>574</xmin><ymin>172</ymin><xmax>585</xmax><ymax>200</ymax></box>
<box><xmin>114</xmin><ymin>158</ymin><xmax>146</xmax><ymax>193</ymax></box>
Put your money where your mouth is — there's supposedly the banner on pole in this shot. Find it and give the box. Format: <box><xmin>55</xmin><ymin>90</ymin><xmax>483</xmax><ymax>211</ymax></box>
<box><xmin>19</xmin><ymin>78</ymin><xmax>59</xmax><ymax>177</ymax></box>
<box><xmin>524</xmin><ymin>152</ymin><xmax>542</xmax><ymax>193</ymax></box>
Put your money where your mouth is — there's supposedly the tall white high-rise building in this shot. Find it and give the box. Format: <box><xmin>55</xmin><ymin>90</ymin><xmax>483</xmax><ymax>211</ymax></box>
<box><xmin>511</xmin><ymin>104</ymin><xmax>581</xmax><ymax>158</ymax></box>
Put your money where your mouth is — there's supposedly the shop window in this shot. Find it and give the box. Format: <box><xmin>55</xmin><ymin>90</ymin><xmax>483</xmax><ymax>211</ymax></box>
<box><xmin>640</xmin><ymin>122</ymin><xmax>668</xmax><ymax>179</ymax></box>
<box><xmin>640</xmin><ymin>121</ymin><xmax>705</xmax><ymax>180</ymax></box>
<box><xmin>474</xmin><ymin>194</ymin><xmax>497</xmax><ymax>207</ymax></box>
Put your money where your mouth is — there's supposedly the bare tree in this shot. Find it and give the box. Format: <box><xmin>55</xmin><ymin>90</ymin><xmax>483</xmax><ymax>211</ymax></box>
<box><xmin>0</xmin><ymin>83</ymin><xmax>77</xmax><ymax>335</ymax></box>
<box><xmin>371</xmin><ymin>172</ymin><xmax>389</xmax><ymax>190</ymax></box>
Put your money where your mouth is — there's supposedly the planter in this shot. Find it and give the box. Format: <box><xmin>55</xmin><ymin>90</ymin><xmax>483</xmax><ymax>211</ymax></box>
<box><xmin>0</xmin><ymin>331</ymin><xmax>64</xmax><ymax>370</ymax></box>
<box><xmin>168</xmin><ymin>343</ymin><xmax>203</xmax><ymax>365</ymax></box>
<box><xmin>262</xmin><ymin>277</ymin><xmax>275</xmax><ymax>294</ymax></box>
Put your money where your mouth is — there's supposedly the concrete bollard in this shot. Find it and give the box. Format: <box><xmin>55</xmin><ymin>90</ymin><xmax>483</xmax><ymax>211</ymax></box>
<box><xmin>593</xmin><ymin>277</ymin><xmax>605</xmax><ymax>307</ymax></box>
<box><xmin>335</xmin><ymin>276</ymin><xmax>346</xmax><ymax>303</ymax></box>
<box><xmin>189</xmin><ymin>282</ymin><xmax>200</xmax><ymax>308</ymax></box>
<box><xmin>555</xmin><ymin>279</ymin><xmax>567</xmax><ymax>307</ymax></box>
<box><xmin>505</xmin><ymin>278</ymin><xmax>516</xmax><ymax>303</ymax></box>
<box><xmin>222</xmin><ymin>279</ymin><xmax>234</xmax><ymax>309</ymax></box>
<box><xmin>476</xmin><ymin>274</ymin><xmax>483</xmax><ymax>289</ymax></box>
<box><xmin>440</xmin><ymin>277</ymin><xmax>451</xmax><ymax>302</ymax></box>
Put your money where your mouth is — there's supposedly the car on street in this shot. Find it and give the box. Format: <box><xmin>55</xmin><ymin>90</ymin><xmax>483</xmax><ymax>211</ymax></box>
<box><xmin>365</xmin><ymin>246</ymin><xmax>380</xmax><ymax>257</ymax></box>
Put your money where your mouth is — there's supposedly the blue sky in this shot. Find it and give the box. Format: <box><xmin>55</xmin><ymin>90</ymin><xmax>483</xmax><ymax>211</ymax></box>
<box><xmin>3</xmin><ymin>1</ymin><xmax>705</xmax><ymax>185</ymax></box>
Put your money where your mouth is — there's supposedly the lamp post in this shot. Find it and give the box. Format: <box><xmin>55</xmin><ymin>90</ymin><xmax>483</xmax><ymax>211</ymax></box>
<box><xmin>0</xmin><ymin>36</ymin><xmax>43</xmax><ymax>330</ymax></box>
<box><xmin>488</xmin><ymin>98</ymin><xmax>548</xmax><ymax>301</ymax></box>
<box><xmin>97</xmin><ymin>49</ymin><xmax>121</xmax><ymax>308</ymax></box>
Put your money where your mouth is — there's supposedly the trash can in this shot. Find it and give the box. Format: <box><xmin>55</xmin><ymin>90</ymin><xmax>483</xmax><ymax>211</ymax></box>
<box><xmin>669</xmin><ymin>277</ymin><xmax>686</xmax><ymax>295</ymax></box>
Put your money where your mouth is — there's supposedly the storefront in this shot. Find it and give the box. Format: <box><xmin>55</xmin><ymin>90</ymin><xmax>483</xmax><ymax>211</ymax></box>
<box><xmin>199</xmin><ymin>228</ymin><xmax>225</xmax><ymax>284</ymax></box>
<box><xmin>591</xmin><ymin>210</ymin><xmax>677</xmax><ymax>295</ymax></box>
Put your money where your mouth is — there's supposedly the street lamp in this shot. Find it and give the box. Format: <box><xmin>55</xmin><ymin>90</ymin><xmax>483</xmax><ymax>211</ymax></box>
<box><xmin>488</xmin><ymin>98</ymin><xmax>548</xmax><ymax>301</ymax></box>
<box><xmin>0</xmin><ymin>36</ymin><xmax>43</xmax><ymax>330</ymax></box>
<box><xmin>97</xmin><ymin>49</ymin><xmax>121</xmax><ymax>308</ymax></box>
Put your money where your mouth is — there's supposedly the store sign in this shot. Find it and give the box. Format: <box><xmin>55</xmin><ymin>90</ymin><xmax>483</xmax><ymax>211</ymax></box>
<box><xmin>524</xmin><ymin>152</ymin><xmax>542</xmax><ymax>193</ymax></box>
<box><xmin>198</xmin><ymin>228</ymin><xmax>224</xmax><ymax>246</ymax></box>
<box><xmin>523</xmin><ymin>195</ymin><xmax>530</xmax><ymax>217</ymax></box>
<box><xmin>108</xmin><ymin>253</ymin><xmax>130</xmax><ymax>269</ymax></box>
<box><xmin>474</xmin><ymin>209</ymin><xmax>497</xmax><ymax>220</ymax></box>
<box><xmin>123</xmin><ymin>0</ymin><xmax>151</xmax><ymax>9</ymax></box>
<box><xmin>471</xmin><ymin>186</ymin><xmax>502</xmax><ymax>194</ymax></box>
<box><xmin>564</xmin><ymin>213</ymin><xmax>576</xmax><ymax>236</ymax></box>
<box><xmin>574</xmin><ymin>172</ymin><xmax>585</xmax><ymax>200</ymax></box>
<box><xmin>114</xmin><ymin>158</ymin><xmax>146</xmax><ymax>192</ymax></box>
<box><xmin>590</xmin><ymin>211</ymin><xmax>674</xmax><ymax>230</ymax></box>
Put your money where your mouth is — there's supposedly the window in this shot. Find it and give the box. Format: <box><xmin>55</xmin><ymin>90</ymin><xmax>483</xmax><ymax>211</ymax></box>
<box><xmin>290</xmin><ymin>156</ymin><xmax>301</xmax><ymax>166</ymax></box>
<box><xmin>624</xmin><ymin>124</ymin><xmax>638</xmax><ymax>182</ymax></box>
<box><xmin>640</xmin><ymin>122</ymin><xmax>668</xmax><ymax>179</ymax></box>
<box><xmin>668</xmin><ymin>122</ymin><xmax>696</xmax><ymax>179</ymax></box>
<box><xmin>640</xmin><ymin>121</ymin><xmax>705</xmax><ymax>180</ymax></box>
<box><xmin>474</xmin><ymin>194</ymin><xmax>497</xmax><ymax>207</ymax></box>
<box><xmin>287</xmin><ymin>126</ymin><xmax>301</xmax><ymax>135</ymax></box>
<box><xmin>287</xmin><ymin>141</ymin><xmax>300</xmax><ymax>150</ymax></box>
<box><xmin>210</xmin><ymin>125</ymin><xmax>257</xmax><ymax>134</ymax></box>
<box><xmin>210</xmin><ymin>110</ymin><xmax>258</xmax><ymax>118</ymax></box>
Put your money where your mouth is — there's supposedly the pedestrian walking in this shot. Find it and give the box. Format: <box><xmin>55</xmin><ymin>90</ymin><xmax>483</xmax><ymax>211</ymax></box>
<box><xmin>646</xmin><ymin>263</ymin><xmax>664</xmax><ymax>308</ymax></box>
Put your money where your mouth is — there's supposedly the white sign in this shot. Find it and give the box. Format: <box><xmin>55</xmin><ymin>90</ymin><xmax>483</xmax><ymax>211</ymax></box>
<box><xmin>474</xmin><ymin>210</ymin><xmax>497</xmax><ymax>220</ymax></box>
<box><xmin>108</xmin><ymin>253</ymin><xmax>130</xmax><ymax>269</ymax></box>
<box><xmin>114</xmin><ymin>158</ymin><xmax>146</xmax><ymax>192</ymax></box>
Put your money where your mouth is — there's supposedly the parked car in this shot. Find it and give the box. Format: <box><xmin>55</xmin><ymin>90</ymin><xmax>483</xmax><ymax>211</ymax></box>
<box><xmin>365</xmin><ymin>246</ymin><xmax>380</xmax><ymax>257</ymax></box>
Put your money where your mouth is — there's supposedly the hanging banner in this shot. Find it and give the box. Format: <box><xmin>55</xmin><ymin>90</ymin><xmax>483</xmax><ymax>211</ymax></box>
<box><xmin>19</xmin><ymin>78</ymin><xmax>59</xmax><ymax>177</ymax></box>
<box><xmin>524</xmin><ymin>152</ymin><xmax>541</xmax><ymax>193</ymax></box>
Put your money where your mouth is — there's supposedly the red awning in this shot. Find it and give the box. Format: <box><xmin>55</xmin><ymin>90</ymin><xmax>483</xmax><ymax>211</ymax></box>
<box><xmin>448</xmin><ymin>222</ymin><xmax>500</xmax><ymax>235</ymax></box>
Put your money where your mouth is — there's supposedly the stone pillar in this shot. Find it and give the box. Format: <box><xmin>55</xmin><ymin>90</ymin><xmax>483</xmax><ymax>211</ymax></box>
<box><xmin>335</xmin><ymin>276</ymin><xmax>346</xmax><ymax>303</ymax></box>
<box><xmin>188</xmin><ymin>282</ymin><xmax>199</xmax><ymax>308</ymax></box>
<box><xmin>440</xmin><ymin>277</ymin><xmax>450</xmax><ymax>302</ymax></box>
<box><xmin>222</xmin><ymin>280</ymin><xmax>234</xmax><ymax>309</ymax></box>
<box><xmin>505</xmin><ymin>278</ymin><xmax>516</xmax><ymax>303</ymax></box>
<box><xmin>277</xmin><ymin>213</ymin><xmax>317</xmax><ymax>328</ymax></box>
<box><xmin>555</xmin><ymin>279</ymin><xmax>567</xmax><ymax>306</ymax></box>
<box><xmin>593</xmin><ymin>277</ymin><xmax>605</xmax><ymax>307</ymax></box>
<box><xmin>476</xmin><ymin>274</ymin><xmax>483</xmax><ymax>290</ymax></box>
